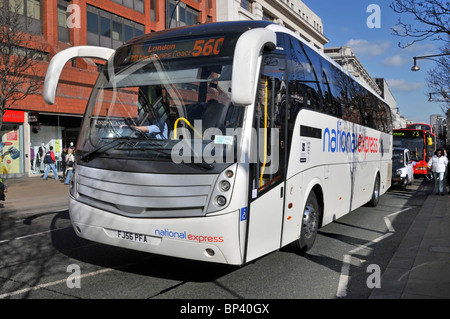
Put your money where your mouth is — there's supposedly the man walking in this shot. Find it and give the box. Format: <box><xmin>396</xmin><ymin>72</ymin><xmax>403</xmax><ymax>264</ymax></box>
<box><xmin>427</xmin><ymin>148</ymin><xmax>448</xmax><ymax>195</ymax></box>
<box><xmin>43</xmin><ymin>146</ymin><xmax>59</xmax><ymax>180</ymax></box>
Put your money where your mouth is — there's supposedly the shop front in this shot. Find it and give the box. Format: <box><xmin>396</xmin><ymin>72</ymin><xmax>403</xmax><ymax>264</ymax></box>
<box><xmin>0</xmin><ymin>110</ymin><xmax>25</xmax><ymax>178</ymax></box>
<box><xmin>29</xmin><ymin>113</ymin><xmax>82</xmax><ymax>176</ymax></box>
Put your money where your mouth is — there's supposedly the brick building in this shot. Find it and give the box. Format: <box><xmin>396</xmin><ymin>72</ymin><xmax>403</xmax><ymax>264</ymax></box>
<box><xmin>0</xmin><ymin>0</ymin><xmax>216</xmax><ymax>178</ymax></box>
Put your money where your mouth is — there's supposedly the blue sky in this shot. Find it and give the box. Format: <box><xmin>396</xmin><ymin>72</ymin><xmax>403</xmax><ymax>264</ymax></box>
<box><xmin>302</xmin><ymin>0</ymin><xmax>445</xmax><ymax>124</ymax></box>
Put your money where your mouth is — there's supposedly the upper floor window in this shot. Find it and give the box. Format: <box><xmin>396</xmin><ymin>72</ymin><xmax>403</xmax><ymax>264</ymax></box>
<box><xmin>150</xmin><ymin>0</ymin><xmax>156</xmax><ymax>21</ymax></box>
<box><xmin>3</xmin><ymin>44</ymin><xmax>49</xmax><ymax>61</ymax></box>
<box><xmin>57</xmin><ymin>0</ymin><xmax>70</xmax><ymax>43</ymax></box>
<box><xmin>262</xmin><ymin>11</ymin><xmax>274</xmax><ymax>22</ymax></box>
<box><xmin>240</xmin><ymin>0</ymin><xmax>253</xmax><ymax>14</ymax></box>
<box><xmin>2</xmin><ymin>0</ymin><xmax>42</xmax><ymax>35</ymax></box>
<box><xmin>111</xmin><ymin>0</ymin><xmax>144</xmax><ymax>14</ymax></box>
<box><xmin>7</xmin><ymin>0</ymin><xmax>40</xmax><ymax>19</ymax></box>
<box><xmin>86</xmin><ymin>5</ymin><xmax>144</xmax><ymax>49</ymax></box>
<box><xmin>167</xmin><ymin>0</ymin><xmax>199</xmax><ymax>28</ymax></box>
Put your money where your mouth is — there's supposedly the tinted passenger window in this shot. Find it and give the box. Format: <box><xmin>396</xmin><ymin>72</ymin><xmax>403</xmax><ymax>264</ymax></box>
<box><xmin>286</xmin><ymin>37</ymin><xmax>322</xmax><ymax>113</ymax></box>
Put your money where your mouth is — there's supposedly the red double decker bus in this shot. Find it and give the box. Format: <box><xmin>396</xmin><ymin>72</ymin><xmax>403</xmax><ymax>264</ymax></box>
<box><xmin>406</xmin><ymin>123</ymin><xmax>432</xmax><ymax>131</ymax></box>
<box><xmin>393</xmin><ymin>128</ymin><xmax>436</xmax><ymax>175</ymax></box>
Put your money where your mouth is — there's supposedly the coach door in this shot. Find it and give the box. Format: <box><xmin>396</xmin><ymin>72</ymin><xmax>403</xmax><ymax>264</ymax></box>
<box><xmin>245</xmin><ymin>54</ymin><xmax>287</xmax><ymax>262</ymax></box>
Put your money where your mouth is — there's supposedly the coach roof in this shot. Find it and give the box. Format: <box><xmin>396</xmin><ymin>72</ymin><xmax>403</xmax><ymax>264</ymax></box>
<box><xmin>125</xmin><ymin>20</ymin><xmax>275</xmax><ymax>45</ymax></box>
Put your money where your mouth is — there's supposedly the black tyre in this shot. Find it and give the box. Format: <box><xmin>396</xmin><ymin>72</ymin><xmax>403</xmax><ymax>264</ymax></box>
<box><xmin>366</xmin><ymin>174</ymin><xmax>380</xmax><ymax>207</ymax></box>
<box><xmin>401</xmin><ymin>177</ymin><xmax>407</xmax><ymax>190</ymax></box>
<box><xmin>291</xmin><ymin>191</ymin><xmax>320</xmax><ymax>253</ymax></box>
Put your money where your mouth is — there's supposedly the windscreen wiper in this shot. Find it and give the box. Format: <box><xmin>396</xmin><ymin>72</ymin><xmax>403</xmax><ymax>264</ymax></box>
<box><xmin>190</xmin><ymin>161</ymin><xmax>214</xmax><ymax>170</ymax></box>
<box><xmin>178</xmin><ymin>158</ymin><xmax>214</xmax><ymax>170</ymax></box>
<box><xmin>80</xmin><ymin>137</ymin><xmax>132</xmax><ymax>162</ymax></box>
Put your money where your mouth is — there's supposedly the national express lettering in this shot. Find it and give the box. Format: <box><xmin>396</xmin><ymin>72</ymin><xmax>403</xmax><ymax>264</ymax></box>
<box><xmin>323</xmin><ymin>121</ymin><xmax>379</xmax><ymax>158</ymax></box>
<box><xmin>154</xmin><ymin>228</ymin><xmax>224</xmax><ymax>243</ymax></box>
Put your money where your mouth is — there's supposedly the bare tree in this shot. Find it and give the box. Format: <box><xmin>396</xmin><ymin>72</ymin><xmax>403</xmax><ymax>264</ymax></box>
<box><xmin>426</xmin><ymin>51</ymin><xmax>450</xmax><ymax>111</ymax></box>
<box><xmin>391</xmin><ymin>0</ymin><xmax>450</xmax><ymax>115</ymax></box>
<box><xmin>0</xmin><ymin>1</ymin><xmax>45</xmax><ymax>129</ymax></box>
<box><xmin>390</xmin><ymin>0</ymin><xmax>450</xmax><ymax>48</ymax></box>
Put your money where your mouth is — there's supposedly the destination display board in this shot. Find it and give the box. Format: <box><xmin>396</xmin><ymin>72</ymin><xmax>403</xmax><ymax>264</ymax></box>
<box><xmin>130</xmin><ymin>36</ymin><xmax>225</xmax><ymax>63</ymax></box>
<box><xmin>393</xmin><ymin>130</ymin><xmax>423</xmax><ymax>138</ymax></box>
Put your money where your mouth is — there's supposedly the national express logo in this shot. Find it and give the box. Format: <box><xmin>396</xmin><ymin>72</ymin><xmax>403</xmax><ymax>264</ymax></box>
<box><xmin>155</xmin><ymin>228</ymin><xmax>224</xmax><ymax>243</ymax></box>
<box><xmin>323</xmin><ymin>121</ymin><xmax>379</xmax><ymax>158</ymax></box>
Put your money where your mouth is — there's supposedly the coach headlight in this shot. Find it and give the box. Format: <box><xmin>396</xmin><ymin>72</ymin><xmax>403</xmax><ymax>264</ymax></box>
<box><xmin>220</xmin><ymin>180</ymin><xmax>231</xmax><ymax>191</ymax></box>
<box><xmin>396</xmin><ymin>169</ymin><xmax>402</xmax><ymax>176</ymax></box>
<box><xmin>207</xmin><ymin>164</ymin><xmax>237</xmax><ymax>214</ymax></box>
<box><xmin>216</xmin><ymin>195</ymin><xmax>227</xmax><ymax>206</ymax></box>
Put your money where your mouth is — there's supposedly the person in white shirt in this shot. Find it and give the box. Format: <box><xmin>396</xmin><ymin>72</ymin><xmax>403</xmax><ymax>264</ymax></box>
<box><xmin>427</xmin><ymin>149</ymin><xmax>449</xmax><ymax>195</ymax></box>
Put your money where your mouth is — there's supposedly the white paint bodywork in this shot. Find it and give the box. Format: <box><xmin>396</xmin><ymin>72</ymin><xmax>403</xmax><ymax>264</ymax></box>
<box><xmin>43</xmin><ymin>46</ymin><xmax>114</xmax><ymax>104</ymax></box>
<box><xmin>43</xmin><ymin>23</ymin><xmax>391</xmax><ymax>265</ymax></box>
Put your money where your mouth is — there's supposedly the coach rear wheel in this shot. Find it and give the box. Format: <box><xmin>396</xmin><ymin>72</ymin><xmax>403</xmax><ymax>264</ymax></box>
<box><xmin>291</xmin><ymin>191</ymin><xmax>320</xmax><ymax>254</ymax></box>
<box><xmin>367</xmin><ymin>174</ymin><xmax>380</xmax><ymax>207</ymax></box>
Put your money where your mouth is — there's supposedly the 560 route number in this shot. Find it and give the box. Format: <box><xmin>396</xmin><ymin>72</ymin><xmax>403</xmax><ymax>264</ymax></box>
<box><xmin>192</xmin><ymin>37</ymin><xmax>224</xmax><ymax>57</ymax></box>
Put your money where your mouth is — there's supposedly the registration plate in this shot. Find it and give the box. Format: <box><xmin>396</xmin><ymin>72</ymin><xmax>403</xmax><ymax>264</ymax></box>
<box><xmin>116</xmin><ymin>230</ymin><xmax>150</xmax><ymax>244</ymax></box>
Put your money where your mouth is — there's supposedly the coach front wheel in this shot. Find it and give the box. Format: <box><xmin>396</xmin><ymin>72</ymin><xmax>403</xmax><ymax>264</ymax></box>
<box><xmin>291</xmin><ymin>191</ymin><xmax>320</xmax><ymax>254</ymax></box>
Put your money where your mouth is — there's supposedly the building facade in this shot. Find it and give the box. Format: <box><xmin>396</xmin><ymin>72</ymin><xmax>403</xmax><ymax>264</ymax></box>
<box><xmin>216</xmin><ymin>0</ymin><xmax>328</xmax><ymax>50</ymax></box>
<box><xmin>0</xmin><ymin>0</ymin><xmax>216</xmax><ymax>178</ymax></box>
<box><xmin>374</xmin><ymin>78</ymin><xmax>407</xmax><ymax>129</ymax></box>
<box><xmin>324</xmin><ymin>46</ymin><xmax>382</xmax><ymax>96</ymax></box>
<box><xmin>430</xmin><ymin>114</ymin><xmax>447</xmax><ymax>147</ymax></box>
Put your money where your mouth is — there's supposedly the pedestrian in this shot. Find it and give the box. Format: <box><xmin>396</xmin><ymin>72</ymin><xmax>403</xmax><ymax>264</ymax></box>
<box><xmin>64</xmin><ymin>148</ymin><xmax>75</xmax><ymax>185</ymax></box>
<box><xmin>0</xmin><ymin>178</ymin><xmax>7</xmax><ymax>202</ymax></box>
<box><xmin>37</xmin><ymin>143</ymin><xmax>46</xmax><ymax>172</ymax></box>
<box><xmin>427</xmin><ymin>148</ymin><xmax>448</xmax><ymax>195</ymax></box>
<box><xmin>61</xmin><ymin>147</ymin><xmax>68</xmax><ymax>178</ymax></box>
<box><xmin>42</xmin><ymin>146</ymin><xmax>59</xmax><ymax>180</ymax></box>
<box><xmin>446</xmin><ymin>146</ymin><xmax>450</xmax><ymax>188</ymax></box>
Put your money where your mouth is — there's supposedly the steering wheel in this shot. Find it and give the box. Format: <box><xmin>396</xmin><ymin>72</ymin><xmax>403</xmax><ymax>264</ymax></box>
<box><xmin>130</xmin><ymin>125</ymin><xmax>150</xmax><ymax>139</ymax></box>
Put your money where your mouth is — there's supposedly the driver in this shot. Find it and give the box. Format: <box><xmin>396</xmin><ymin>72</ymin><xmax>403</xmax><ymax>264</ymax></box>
<box><xmin>120</xmin><ymin>122</ymin><xmax>168</xmax><ymax>139</ymax></box>
<box><xmin>132</xmin><ymin>123</ymin><xmax>168</xmax><ymax>139</ymax></box>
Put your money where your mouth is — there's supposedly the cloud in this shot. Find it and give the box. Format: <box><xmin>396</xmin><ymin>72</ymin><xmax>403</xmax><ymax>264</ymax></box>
<box><xmin>383</xmin><ymin>54</ymin><xmax>409</xmax><ymax>67</ymax></box>
<box><xmin>345</xmin><ymin>39</ymin><xmax>390</xmax><ymax>57</ymax></box>
<box><xmin>386</xmin><ymin>79</ymin><xmax>426</xmax><ymax>92</ymax></box>
<box><xmin>402</xmin><ymin>42</ymin><xmax>437</xmax><ymax>53</ymax></box>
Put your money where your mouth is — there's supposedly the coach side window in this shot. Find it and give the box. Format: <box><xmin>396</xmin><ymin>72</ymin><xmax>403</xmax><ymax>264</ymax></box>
<box><xmin>286</xmin><ymin>37</ymin><xmax>322</xmax><ymax>113</ymax></box>
<box><xmin>321</xmin><ymin>68</ymin><xmax>343</xmax><ymax>117</ymax></box>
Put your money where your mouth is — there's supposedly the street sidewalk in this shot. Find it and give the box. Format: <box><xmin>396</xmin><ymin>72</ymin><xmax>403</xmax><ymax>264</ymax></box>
<box><xmin>370</xmin><ymin>186</ymin><xmax>450</xmax><ymax>299</ymax></box>
<box><xmin>0</xmin><ymin>174</ymin><xmax>70</xmax><ymax>219</ymax></box>
<box><xmin>0</xmin><ymin>174</ymin><xmax>449</xmax><ymax>298</ymax></box>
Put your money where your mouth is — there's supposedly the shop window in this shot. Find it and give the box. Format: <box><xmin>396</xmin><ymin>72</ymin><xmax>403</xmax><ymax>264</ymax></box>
<box><xmin>0</xmin><ymin>124</ymin><xmax>24</xmax><ymax>176</ymax></box>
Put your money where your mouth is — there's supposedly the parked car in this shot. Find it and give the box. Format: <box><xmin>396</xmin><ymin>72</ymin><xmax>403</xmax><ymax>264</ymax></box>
<box><xmin>391</xmin><ymin>147</ymin><xmax>414</xmax><ymax>190</ymax></box>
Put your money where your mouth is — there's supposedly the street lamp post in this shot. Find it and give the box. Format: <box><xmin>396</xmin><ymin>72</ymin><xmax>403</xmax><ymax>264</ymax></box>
<box><xmin>411</xmin><ymin>53</ymin><xmax>450</xmax><ymax>71</ymax></box>
<box><xmin>428</xmin><ymin>92</ymin><xmax>450</xmax><ymax>102</ymax></box>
